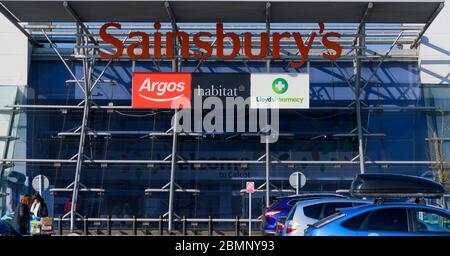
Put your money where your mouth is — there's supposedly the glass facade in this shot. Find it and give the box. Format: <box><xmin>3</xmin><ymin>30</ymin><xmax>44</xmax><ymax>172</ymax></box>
<box><xmin>1</xmin><ymin>59</ymin><xmax>446</xmax><ymax>219</ymax></box>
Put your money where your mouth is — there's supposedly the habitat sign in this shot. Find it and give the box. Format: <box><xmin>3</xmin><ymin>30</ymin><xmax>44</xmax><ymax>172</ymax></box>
<box><xmin>250</xmin><ymin>74</ymin><xmax>310</xmax><ymax>109</ymax></box>
<box><xmin>191</xmin><ymin>73</ymin><xmax>250</xmax><ymax>102</ymax></box>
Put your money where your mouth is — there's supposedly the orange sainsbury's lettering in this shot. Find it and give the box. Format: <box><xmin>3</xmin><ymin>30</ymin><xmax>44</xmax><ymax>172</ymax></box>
<box><xmin>193</xmin><ymin>32</ymin><xmax>213</xmax><ymax>59</ymax></box>
<box><xmin>244</xmin><ymin>32</ymin><xmax>269</xmax><ymax>59</ymax></box>
<box><xmin>322</xmin><ymin>32</ymin><xmax>342</xmax><ymax>61</ymax></box>
<box><xmin>216</xmin><ymin>23</ymin><xmax>241</xmax><ymax>60</ymax></box>
<box><xmin>127</xmin><ymin>32</ymin><xmax>150</xmax><ymax>58</ymax></box>
<box><xmin>98</xmin><ymin>22</ymin><xmax>342</xmax><ymax>68</ymax></box>
<box><xmin>99</xmin><ymin>22</ymin><xmax>124</xmax><ymax>59</ymax></box>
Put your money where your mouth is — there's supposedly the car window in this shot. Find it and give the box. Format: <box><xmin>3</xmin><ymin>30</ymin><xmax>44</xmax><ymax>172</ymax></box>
<box><xmin>268</xmin><ymin>200</ymin><xmax>279</xmax><ymax>209</ymax></box>
<box><xmin>303</xmin><ymin>203</ymin><xmax>323</xmax><ymax>219</ymax></box>
<box><xmin>415</xmin><ymin>209</ymin><xmax>450</xmax><ymax>233</ymax></box>
<box><xmin>267</xmin><ymin>199</ymin><xmax>284</xmax><ymax>210</ymax></box>
<box><xmin>322</xmin><ymin>203</ymin><xmax>354</xmax><ymax>218</ymax></box>
<box><xmin>286</xmin><ymin>205</ymin><xmax>297</xmax><ymax>221</ymax></box>
<box><xmin>312</xmin><ymin>211</ymin><xmax>344</xmax><ymax>228</ymax></box>
<box><xmin>288</xmin><ymin>199</ymin><xmax>300</xmax><ymax>206</ymax></box>
<box><xmin>366</xmin><ymin>208</ymin><xmax>408</xmax><ymax>232</ymax></box>
<box><xmin>341</xmin><ymin>212</ymin><xmax>370</xmax><ymax>230</ymax></box>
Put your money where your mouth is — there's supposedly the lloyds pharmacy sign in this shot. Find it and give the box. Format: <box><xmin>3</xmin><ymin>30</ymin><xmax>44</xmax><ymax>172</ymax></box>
<box><xmin>131</xmin><ymin>73</ymin><xmax>309</xmax><ymax>109</ymax></box>
<box><xmin>250</xmin><ymin>74</ymin><xmax>309</xmax><ymax>109</ymax></box>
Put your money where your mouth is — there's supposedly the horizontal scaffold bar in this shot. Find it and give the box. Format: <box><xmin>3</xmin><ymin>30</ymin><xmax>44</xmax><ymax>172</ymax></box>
<box><xmin>6</xmin><ymin>105</ymin><xmax>441</xmax><ymax>112</ymax></box>
<box><xmin>22</xmin><ymin>24</ymin><xmax>426</xmax><ymax>31</ymax></box>
<box><xmin>0</xmin><ymin>158</ymin><xmax>445</xmax><ymax>166</ymax></box>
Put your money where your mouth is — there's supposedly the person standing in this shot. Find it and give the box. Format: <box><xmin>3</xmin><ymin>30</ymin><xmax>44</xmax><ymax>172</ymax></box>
<box><xmin>13</xmin><ymin>194</ymin><xmax>31</xmax><ymax>236</ymax></box>
<box><xmin>64</xmin><ymin>197</ymin><xmax>80</xmax><ymax>215</ymax></box>
<box><xmin>30</xmin><ymin>193</ymin><xmax>48</xmax><ymax>217</ymax></box>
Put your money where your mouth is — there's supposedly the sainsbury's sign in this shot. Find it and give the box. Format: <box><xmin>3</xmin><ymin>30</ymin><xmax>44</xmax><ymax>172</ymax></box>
<box><xmin>99</xmin><ymin>22</ymin><xmax>342</xmax><ymax>68</ymax></box>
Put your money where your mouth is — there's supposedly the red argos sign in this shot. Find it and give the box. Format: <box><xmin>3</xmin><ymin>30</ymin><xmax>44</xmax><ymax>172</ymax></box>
<box><xmin>132</xmin><ymin>72</ymin><xmax>191</xmax><ymax>109</ymax></box>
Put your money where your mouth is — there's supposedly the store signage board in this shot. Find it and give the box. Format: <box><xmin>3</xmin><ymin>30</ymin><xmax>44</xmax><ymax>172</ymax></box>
<box><xmin>132</xmin><ymin>72</ymin><xmax>191</xmax><ymax>109</ymax></box>
<box><xmin>191</xmin><ymin>73</ymin><xmax>250</xmax><ymax>102</ymax></box>
<box><xmin>132</xmin><ymin>73</ymin><xmax>309</xmax><ymax>110</ymax></box>
<box><xmin>250</xmin><ymin>73</ymin><xmax>310</xmax><ymax>109</ymax></box>
<box><xmin>99</xmin><ymin>22</ymin><xmax>342</xmax><ymax>68</ymax></box>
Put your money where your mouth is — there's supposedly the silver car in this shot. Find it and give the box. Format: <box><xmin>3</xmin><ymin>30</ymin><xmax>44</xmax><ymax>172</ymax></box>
<box><xmin>281</xmin><ymin>198</ymin><xmax>371</xmax><ymax>236</ymax></box>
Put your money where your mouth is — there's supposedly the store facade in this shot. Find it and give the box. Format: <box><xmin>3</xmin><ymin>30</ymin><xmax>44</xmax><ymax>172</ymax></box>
<box><xmin>0</xmin><ymin>1</ymin><xmax>448</xmax><ymax>231</ymax></box>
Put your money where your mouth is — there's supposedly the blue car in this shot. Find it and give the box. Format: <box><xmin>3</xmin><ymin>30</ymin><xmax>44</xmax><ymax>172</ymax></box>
<box><xmin>304</xmin><ymin>203</ymin><xmax>450</xmax><ymax>236</ymax></box>
<box><xmin>261</xmin><ymin>193</ymin><xmax>345</xmax><ymax>235</ymax></box>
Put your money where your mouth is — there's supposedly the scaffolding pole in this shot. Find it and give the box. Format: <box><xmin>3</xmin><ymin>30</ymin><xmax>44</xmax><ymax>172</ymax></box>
<box><xmin>6</xmin><ymin>104</ymin><xmax>442</xmax><ymax>112</ymax></box>
<box><xmin>70</xmin><ymin>23</ymin><xmax>92</xmax><ymax>232</ymax></box>
<box><xmin>168</xmin><ymin>109</ymin><xmax>178</xmax><ymax>233</ymax></box>
<box><xmin>265</xmin><ymin>1</ymin><xmax>271</xmax><ymax>209</ymax></box>
<box><xmin>355</xmin><ymin>35</ymin><xmax>365</xmax><ymax>174</ymax></box>
<box><xmin>265</xmin><ymin>137</ymin><xmax>270</xmax><ymax>208</ymax></box>
<box><xmin>166</xmin><ymin>0</ymin><xmax>180</xmax><ymax>234</ymax></box>
<box><xmin>354</xmin><ymin>4</ymin><xmax>371</xmax><ymax>174</ymax></box>
<box><xmin>0</xmin><ymin>158</ymin><xmax>443</xmax><ymax>166</ymax></box>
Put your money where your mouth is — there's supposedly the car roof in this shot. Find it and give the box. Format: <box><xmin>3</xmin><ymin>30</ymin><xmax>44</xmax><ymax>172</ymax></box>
<box><xmin>294</xmin><ymin>198</ymin><xmax>371</xmax><ymax>207</ymax></box>
<box><xmin>276</xmin><ymin>193</ymin><xmax>346</xmax><ymax>200</ymax></box>
<box><xmin>338</xmin><ymin>203</ymin><xmax>450</xmax><ymax>215</ymax></box>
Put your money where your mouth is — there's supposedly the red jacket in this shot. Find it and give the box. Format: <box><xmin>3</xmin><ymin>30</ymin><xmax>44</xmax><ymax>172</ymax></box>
<box><xmin>64</xmin><ymin>200</ymin><xmax>80</xmax><ymax>214</ymax></box>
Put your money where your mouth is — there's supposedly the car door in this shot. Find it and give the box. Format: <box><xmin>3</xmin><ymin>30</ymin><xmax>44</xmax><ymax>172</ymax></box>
<box><xmin>411</xmin><ymin>207</ymin><xmax>450</xmax><ymax>236</ymax></box>
<box><xmin>354</xmin><ymin>207</ymin><xmax>412</xmax><ymax>236</ymax></box>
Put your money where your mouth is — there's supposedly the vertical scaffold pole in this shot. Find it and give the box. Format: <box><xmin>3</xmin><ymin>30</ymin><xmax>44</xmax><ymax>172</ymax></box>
<box><xmin>70</xmin><ymin>23</ymin><xmax>91</xmax><ymax>232</ymax></box>
<box><xmin>354</xmin><ymin>23</ymin><xmax>366</xmax><ymax>174</ymax></box>
<box><xmin>265</xmin><ymin>1</ymin><xmax>271</xmax><ymax>209</ymax></box>
<box><xmin>167</xmin><ymin>3</ymin><xmax>180</xmax><ymax>231</ymax></box>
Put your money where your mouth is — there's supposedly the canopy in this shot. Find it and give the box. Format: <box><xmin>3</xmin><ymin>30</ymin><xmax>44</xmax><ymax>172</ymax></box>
<box><xmin>0</xmin><ymin>0</ymin><xmax>444</xmax><ymax>23</ymax></box>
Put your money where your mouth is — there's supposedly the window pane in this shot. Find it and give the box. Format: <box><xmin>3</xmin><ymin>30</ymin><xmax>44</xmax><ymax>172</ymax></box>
<box><xmin>342</xmin><ymin>212</ymin><xmax>370</xmax><ymax>230</ymax></box>
<box><xmin>416</xmin><ymin>210</ymin><xmax>450</xmax><ymax>233</ymax></box>
<box><xmin>286</xmin><ymin>205</ymin><xmax>297</xmax><ymax>221</ymax></box>
<box><xmin>288</xmin><ymin>199</ymin><xmax>299</xmax><ymax>206</ymax></box>
<box><xmin>367</xmin><ymin>209</ymin><xmax>408</xmax><ymax>232</ymax></box>
<box><xmin>303</xmin><ymin>204</ymin><xmax>323</xmax><ymax>219</ymax></box>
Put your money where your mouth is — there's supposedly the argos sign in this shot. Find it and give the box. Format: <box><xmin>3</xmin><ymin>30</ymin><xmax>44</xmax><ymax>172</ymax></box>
<box><xmin>132</xmin><ymin>73</ymin><xmax>191</xmax><ymax>109</ymax></box>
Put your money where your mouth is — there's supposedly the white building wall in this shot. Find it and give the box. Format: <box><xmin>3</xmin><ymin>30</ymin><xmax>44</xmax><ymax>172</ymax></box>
<box><xmin>0</xmin><ymin>13</ymin><xmax>30</xmax><ymax>214</ymax></box>
<box><xmin>0</xmin><ymin>13</ymin><xmax>29</xmax><ymax>158</ymax></box>
<box><xmin>419</xmin><ymin>1</ymin><xmax>450</xmax><ymax>85</ymax></box>
<box><xmin>0</xmin><ymin>13</ymin><xmax>29</xmax><ymax>86</ymax></box>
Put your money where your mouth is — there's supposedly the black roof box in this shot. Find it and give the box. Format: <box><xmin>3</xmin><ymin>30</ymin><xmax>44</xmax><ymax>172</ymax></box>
<box><xmin>350</xmin><ymin>174</ymin><xmax>445</xmax><ymax>199</ymax></box>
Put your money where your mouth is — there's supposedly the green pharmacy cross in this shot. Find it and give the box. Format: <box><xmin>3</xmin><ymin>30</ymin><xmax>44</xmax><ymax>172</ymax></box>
<box><xmin>272</xmin><ymin>78</ymin><xmax>288</xmax><ymax>94</ymax></box>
